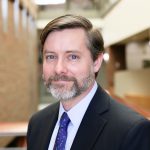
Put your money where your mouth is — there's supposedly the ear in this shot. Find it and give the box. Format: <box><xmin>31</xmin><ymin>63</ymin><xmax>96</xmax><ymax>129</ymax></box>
<box><xmin>93</xmin><ymin>53</ymin><xmax>103</xmax><ymax>73</ymax></box>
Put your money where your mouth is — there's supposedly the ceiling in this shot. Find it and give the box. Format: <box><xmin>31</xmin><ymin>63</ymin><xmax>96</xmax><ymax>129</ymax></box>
<box><xmin>37</xmin><ymin>0</ymin><xmax>107</xmax><ymax>18</ymax></box>
<box><xmin>35</xmin><ymin>0</ymin><xmax>119</xmax><ymax>29</ymax></box>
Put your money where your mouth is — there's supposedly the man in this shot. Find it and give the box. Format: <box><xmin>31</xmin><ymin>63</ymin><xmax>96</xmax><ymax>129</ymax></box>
<box><xmin>27</xmin><ymin>15</ymin><xmax>150</xmax><ymax>150</ymax></box>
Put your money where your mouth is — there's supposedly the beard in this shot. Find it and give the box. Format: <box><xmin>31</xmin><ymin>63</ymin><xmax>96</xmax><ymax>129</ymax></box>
<box><xmin>43</xmin><ymin>72</ymin><xmax>95</xmax><ymax>101</ymax></box>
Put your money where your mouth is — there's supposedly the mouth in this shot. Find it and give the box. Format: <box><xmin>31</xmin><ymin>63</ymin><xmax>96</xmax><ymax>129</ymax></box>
<box><xmin>47</xmin><ymin>75</ymin><xmax>75</xmax><ymax>86</ymax></box>
<box><xmin>52</xmin><ymin>80</ymin><xmax>72</xmax><ymax>84</ymax></box>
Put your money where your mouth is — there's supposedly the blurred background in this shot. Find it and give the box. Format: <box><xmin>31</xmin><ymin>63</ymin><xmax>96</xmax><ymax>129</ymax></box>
<box><xmin>0</xmin><ymin>0</ymin><xmax>150</xmax><ymax>148</ymax></box>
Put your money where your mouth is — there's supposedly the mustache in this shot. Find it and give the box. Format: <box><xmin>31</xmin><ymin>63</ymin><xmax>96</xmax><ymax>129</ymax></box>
<box><xmin>47</xmin><ymin>75</ymin><xmax>76</xmax><ymax>82</ymax></box>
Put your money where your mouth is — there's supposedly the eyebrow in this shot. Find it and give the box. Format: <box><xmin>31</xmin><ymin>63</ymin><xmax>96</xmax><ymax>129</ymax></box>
<box><xmin>43</xmin><ymin>49</ymin><xmax>55</xmax><ymax>54</ymax></box>
<box><xmin>43</xmin><ymin>49</ymin><xmax>81</xmax><ymax>54</ymax></box>
<box><xmin>66</xmin><ymin>50</ymin><xmax>81</xmax><ymax>54</ymax></box>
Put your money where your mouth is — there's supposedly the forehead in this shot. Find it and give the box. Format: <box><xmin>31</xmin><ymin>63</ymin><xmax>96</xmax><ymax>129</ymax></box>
<box><xmin>47</xmin><ymin>28</ymin><xmax>86</xmax><ymax>37</ymax></box>
<box><xmin>43</xmin><ymin>28</ymin><xmax>87</xmax><ymax>49</ymax></box>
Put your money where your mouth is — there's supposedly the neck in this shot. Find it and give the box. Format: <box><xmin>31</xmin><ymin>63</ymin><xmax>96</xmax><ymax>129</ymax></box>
<box><xmin>61</xmin><ymin>81</ymin><xmax>95</xmax><ymax>111</ymax></box>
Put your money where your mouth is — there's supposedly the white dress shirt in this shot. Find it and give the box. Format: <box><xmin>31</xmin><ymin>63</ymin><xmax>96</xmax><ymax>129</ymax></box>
<box><xmin>48</xmin><ymin>82</ymin><xmax>98</xmax><ymax>150</ymax></box>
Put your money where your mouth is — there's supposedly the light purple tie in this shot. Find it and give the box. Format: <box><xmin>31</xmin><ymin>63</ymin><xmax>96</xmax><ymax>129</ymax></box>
<box><xmin>53</xmin><ymin>112</ymin><xmax>70</xmax><ymax>150</ymax></box>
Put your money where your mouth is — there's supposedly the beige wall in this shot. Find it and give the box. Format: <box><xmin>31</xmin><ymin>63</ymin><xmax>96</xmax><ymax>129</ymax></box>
<box><xmin>103</xmin><ymin>0</ymin><xmax>150</xmax><ymax>46</ymax></box>
<box><xmin>114</xmin><ymin>69</ymin><xmax>150</xmax><ymax>98</ymax></box>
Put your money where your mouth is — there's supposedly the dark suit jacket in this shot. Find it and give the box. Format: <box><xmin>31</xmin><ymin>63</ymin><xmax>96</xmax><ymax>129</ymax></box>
<box><xmin>27</xmin><ymin>86</ymin><xmax>150</xmax><ymax>150</ymax></box>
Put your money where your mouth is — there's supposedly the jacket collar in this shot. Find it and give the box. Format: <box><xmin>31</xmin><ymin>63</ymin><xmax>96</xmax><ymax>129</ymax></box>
<box><xmin>41</xmin><ymin>102</ymin><xmax>60</xmax><ymax>150</ymax></box>
<box><xmin>71</xmin><ymin>85</ymin><xmax>110</xmax><ymax>150</ymax></box>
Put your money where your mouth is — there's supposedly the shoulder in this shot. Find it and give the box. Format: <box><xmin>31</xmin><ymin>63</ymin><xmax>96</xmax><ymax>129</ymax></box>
<box><xmin>106</xmin><ymin>92</ymin><xmax>150</xmax><ymax>146</ymax></box>
<box><xmin>120</xmin><ymin>113</ymin><xmax>150</xmax><ymax>149</ymax></box>
<box><xmin>96</xmin><ymin>87</ymin><xmax>150</xmax><ymax>148</ymax></box>
<box><xmin>106</xmin><ymin>94</ymin><xmax>149</xmax><ymax>130</ymax></box>
<box><xmin>96</xmin><ymin>85</ymin><xmax>148</xmax><ymax>126</ymax></box>
<box><xmin>29</xmin><ymin>102</ymin><xmax>59</xmax><ymax>125</ymax></box>
<box><xmin>95</xmin><ymin>85</ymin><xmax>150</xmax><ymax>133</ymax></box>
<box><xmin>27</xmin><ymin>102</ymin><xmax>59</xmax><ymax>138</ymax></box>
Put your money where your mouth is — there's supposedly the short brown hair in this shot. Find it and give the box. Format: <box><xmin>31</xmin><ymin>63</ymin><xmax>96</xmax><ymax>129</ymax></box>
<box><xmin>40</xmin><ymin>14</ymin><xmax>104</xmax><ymax>61</ymax></box>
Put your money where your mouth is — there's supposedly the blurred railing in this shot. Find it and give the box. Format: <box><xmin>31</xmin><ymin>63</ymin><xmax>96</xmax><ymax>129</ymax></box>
<box><xmin>0</xmin><ymin>122</ymin><xmax>27</xmax><ymax>148</ymax></box>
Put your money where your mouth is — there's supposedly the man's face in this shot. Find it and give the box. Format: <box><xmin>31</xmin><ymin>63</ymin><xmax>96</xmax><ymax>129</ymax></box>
<box><xmin>43</xmin><ymin>28</ymin><xmax>102</xmax><ymax>101</ymax></box>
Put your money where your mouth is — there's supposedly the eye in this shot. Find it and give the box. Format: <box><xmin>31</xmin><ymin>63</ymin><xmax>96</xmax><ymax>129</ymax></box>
<box><xmin>45</xmin><ymin>55</ymin><xmax>56</xmax><ymax>60</ymax></box>
<box><xmin>68</xmin><ymin>54</ymin><xmax>79</xmax><ymax>61</ymax></box>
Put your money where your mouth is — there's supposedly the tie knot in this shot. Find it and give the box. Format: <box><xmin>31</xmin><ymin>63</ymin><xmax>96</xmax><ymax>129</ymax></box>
<box><xmin>59</xmin><ymin>112</ymin><xmax>70</xmax><ymax>128</ymax></box>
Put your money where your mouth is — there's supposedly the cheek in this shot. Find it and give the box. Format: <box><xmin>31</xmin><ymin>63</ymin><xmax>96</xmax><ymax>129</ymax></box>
<box><xmin>69</xmin><ymin>63</ymin><xmax>94</xmax><ymax>78</ymax></box>
<box><xmin>43</xmin><ymin>64</ymin><xmax>53</xmax><ymax>79</ymax></box>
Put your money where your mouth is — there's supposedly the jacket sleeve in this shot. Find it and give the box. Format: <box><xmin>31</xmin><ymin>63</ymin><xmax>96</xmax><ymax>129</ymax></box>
<box><xmin>26</xmin><ymin>116</ymin><xmax>33</xmax><ymax>150</ymax></box>
<box><xmin>121</xmin><ymin>118</ymin><xmax>150</xmax><ymax>150</ymax></box>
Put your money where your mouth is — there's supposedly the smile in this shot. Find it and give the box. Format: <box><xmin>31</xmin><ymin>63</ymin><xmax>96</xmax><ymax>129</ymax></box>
<box><xmin>52</xmin><ymin>80</ymin><xmax>72</xmax><ymax>84</ymax></box>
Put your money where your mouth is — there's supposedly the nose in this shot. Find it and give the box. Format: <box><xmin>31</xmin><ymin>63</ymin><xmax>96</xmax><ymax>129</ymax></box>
<box><xmin>55</xmin><ymin>59</ymin><xmax>67</xmax><ymax>74</ymax></box>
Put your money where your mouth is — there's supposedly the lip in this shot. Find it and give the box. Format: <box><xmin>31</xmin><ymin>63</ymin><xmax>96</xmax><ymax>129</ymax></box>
<box><xmin>52</xmin><ymin>80</ymin><xmax>71</xmax><ymax>84</ymax></box>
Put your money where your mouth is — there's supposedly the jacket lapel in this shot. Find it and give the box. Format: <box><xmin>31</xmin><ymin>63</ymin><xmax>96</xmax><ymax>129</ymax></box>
<box><xmin>71</xmin><ymin>86</ymin><xmax>110</xmax><ymax>150</ymax></box>
<box><xmin>40</xmin><ymin>103</ymin><xmax>59</xmax><ymax>150</ymax></box>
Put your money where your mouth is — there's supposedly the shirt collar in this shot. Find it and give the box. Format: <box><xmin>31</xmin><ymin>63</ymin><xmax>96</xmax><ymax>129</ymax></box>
<box><xmin>58</xmin><ymin>81</ymin><xmax>98</xmax><ymax>127</ymax></box>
